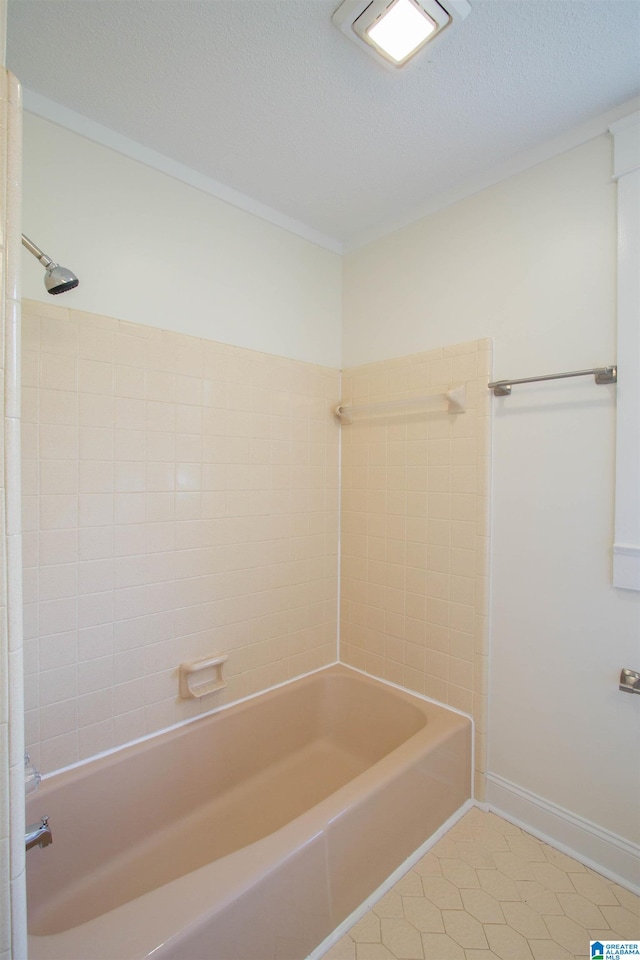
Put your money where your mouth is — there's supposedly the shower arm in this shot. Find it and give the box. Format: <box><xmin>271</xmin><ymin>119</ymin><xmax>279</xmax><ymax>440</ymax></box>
<box><xmin>21</xmin><ymin>234</ymin><xmax>55</xmax><ymax>268</ymax></box>
<box><xmin>21</xmin><ymin>233</ymin><xmax>79</xmax><ymax>295</ymax></box>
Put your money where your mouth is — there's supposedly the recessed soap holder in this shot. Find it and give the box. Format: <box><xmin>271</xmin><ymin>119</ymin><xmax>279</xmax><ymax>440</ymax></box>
<box><xmin>179</xmin><ymin>654</ymin><xmax>228</xmax><ymax>699</ymax></box>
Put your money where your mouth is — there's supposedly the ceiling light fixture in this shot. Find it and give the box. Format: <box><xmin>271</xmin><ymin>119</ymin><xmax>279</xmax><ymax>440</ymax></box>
<box><xmin>332</xmin><ymin>0</ymin><xmax>471</xmax><ymax>68</ymax></box>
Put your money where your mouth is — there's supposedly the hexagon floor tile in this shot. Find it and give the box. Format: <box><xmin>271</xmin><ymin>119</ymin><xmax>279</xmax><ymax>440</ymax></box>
<box><xmin>321</xmin><ymin>808</ymin><xmax>639</xmax><ymax>960</ymax></box>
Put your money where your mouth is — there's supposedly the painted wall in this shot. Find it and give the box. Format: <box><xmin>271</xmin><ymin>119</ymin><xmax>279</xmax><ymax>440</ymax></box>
<box><xmin>0</xmin><ymin>0</ymin><xmax>5</xmax><ymax>67</ymax></box>
<box><xmin>21</xmin><ymin>113</ymin><xmax>342</xmax><ymax>368</ymax></box>
<box><xmin>343</xmin><ymin>137</ymin><xmax>640</xmax><ymax>859</ymax></box>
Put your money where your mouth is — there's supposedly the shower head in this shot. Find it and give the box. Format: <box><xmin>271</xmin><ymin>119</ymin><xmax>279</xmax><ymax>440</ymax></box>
<box><xmin>44</xmin><ymin>262</ymin><xmax>79</xmax><ymax>295</ymax></box>
<box><xmin>22</xmin><ymin>234</ymin><xmax>79</xmax><ymax>295</ymax></box>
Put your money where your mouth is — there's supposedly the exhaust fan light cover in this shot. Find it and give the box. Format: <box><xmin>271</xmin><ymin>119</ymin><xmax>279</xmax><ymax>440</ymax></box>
<box><xmin>333</xmin><ymin>0</ymin><xmax>471</xmax><ymax>67</ymax></box>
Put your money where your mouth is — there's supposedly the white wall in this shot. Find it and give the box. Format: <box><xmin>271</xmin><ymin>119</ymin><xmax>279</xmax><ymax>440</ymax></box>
<box><xmin>0</xmin><ymin>0</ymin><xmax>6</xmax><ymax>68</ymax></box>
<box><xmin>612</xmin><ymin>114</ymin><xmax>640</xmax><ymax>592</ymax></box>
<box><xmin>343</xmin><ymin>136</ymin><xmax>640</xmax><ymax>873</ymax></box>
<box><xmin>21</xmin><ymin>113</ymin><xmax>342</xmax><ymax>368</ymax></box>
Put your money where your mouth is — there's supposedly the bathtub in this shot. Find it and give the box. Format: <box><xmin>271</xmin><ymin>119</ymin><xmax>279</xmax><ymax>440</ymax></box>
<box><xmin>26</xmin><ymin>664</ymin><xmax>471</xmax><ymax>960</ymax></box>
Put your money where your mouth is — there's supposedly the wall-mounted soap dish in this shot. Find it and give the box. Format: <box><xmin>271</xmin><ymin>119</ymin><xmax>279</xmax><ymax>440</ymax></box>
<box><xmin>179</xmin><ymin>654</ymin><xmax>228</xmax><ymax>699</ymax></box>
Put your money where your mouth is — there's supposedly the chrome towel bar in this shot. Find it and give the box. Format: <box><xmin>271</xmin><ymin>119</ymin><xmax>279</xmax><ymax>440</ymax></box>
<box><xmin>488</xmin><ymin>365</ymin><xmax>617</xmax><ymax>397</ymax></box>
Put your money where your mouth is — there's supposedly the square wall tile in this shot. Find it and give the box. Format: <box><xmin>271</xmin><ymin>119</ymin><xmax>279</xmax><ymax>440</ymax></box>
<box><xmin>340</xmin><ymin>341</ymin><xmax>491</xmax><ymax>782</ymax></box>
<box><xmin>21</xmin><ymin>301</ymin><xmax>340</xmax><ymax>773</ymax></box>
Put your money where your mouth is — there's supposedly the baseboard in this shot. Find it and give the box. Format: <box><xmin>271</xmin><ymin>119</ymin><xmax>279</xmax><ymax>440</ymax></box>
<box><xmin>485</xmin><ymin>773</ymin><xmax>640</xmax><ymax>894</ymax></box>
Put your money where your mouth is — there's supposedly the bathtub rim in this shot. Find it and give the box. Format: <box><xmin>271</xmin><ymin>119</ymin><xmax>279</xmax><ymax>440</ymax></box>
<box><xmin>37</xmin><ymin>660</ymin><xmax>475</xmax><ymax>783</ymax></box>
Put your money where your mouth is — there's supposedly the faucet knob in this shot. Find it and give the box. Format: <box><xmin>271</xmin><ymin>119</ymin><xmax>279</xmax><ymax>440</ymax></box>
<box><xmin>24</xmin><ymin>753</ymin><xmax>42</xmax><ymax>795</ymax></box>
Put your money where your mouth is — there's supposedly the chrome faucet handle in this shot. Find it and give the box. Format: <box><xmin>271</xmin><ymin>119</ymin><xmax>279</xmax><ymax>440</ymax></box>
<box><xmin>25</xmin><ymin>753</ymin><xmax>42</xmax><ymax>795</ymax></box>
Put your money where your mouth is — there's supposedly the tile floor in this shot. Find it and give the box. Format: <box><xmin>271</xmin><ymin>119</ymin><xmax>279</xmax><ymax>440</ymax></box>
<box><xmin>323</xmin><ymin>807</ymin><xmax>640</xmax><ymax>960</ymax></box>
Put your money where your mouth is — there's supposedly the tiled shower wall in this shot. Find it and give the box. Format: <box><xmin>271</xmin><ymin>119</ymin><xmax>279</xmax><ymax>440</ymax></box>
<box><xmin>21</xmin><ymin>299</ymin><xmax>340</xmax><ymax>773</ymax></box>
<box><xmin>339</xmin><ymin>341</ymin><xmax>491</xmax><ymax>797</ymax></box>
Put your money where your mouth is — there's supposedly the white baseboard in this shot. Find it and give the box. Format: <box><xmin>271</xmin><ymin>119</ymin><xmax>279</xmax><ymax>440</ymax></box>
<box><xmin>485</xmin><ymin>773</ymin><xmax>640</xmax><ymax>894</ymax></box>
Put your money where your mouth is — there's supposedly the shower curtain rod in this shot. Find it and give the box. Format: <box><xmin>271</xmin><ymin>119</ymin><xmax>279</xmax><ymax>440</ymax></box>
<box><xmin>488</xmin><ymin>365</ymin><xmax>617</xmax><ymax>397</ymax></box>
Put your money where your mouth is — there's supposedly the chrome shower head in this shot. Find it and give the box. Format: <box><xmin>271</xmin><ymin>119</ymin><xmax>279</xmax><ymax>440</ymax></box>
<box><xmin>22</xmin><ymin>234</ymin><xmax>79</xmax><ymax>295</ymax></box>
<box><xmin>44</xmin><ymin>262</ymin><xmax>79</xmax><ymax>295</ymax></box>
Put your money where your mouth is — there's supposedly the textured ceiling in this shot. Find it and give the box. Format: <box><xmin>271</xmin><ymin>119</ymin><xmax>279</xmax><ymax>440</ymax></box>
<box><xmin>6</xmin><ymin>0</ymin><xmax>640</xmax><ymax>248</ymax></box>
